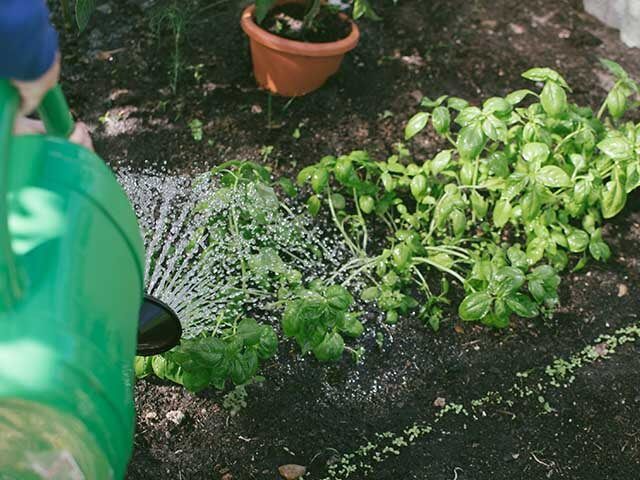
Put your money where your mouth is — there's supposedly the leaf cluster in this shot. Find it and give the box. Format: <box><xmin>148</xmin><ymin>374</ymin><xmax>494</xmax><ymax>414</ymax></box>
<box><xmin>282</xmin><ymin>283</ymin><xmax>363</xmax><ymax>362</ymax></box>
<box><xmin>297</xmin><ymin>61</ymin><xmax>640</xmax><ymax>329</ymax></box>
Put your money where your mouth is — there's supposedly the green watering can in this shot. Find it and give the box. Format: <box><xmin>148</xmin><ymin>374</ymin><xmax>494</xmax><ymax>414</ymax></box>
<box><xmin>0</xmin><ymin>81</ymin><xmax>182</xmax><ymax>479</ymax></box>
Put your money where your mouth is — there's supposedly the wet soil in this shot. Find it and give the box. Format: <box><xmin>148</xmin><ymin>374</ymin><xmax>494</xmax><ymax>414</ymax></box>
<box><xmin>49</xmin><ymin>0</ymin><xmax>640</xmax><ymax>478</ymax></box>
<box><xmin>261</xmin><ymin>4</ymin><xmax>352</xmax><ymax>43</ymax></box>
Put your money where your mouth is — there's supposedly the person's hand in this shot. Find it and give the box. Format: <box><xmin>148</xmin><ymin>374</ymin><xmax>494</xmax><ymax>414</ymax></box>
<box><xmin>14</xmin><ymin>117</ymin><xmax>94</xmax><ymax>152</ymax></box>
<box><xmin>11</xmin><ymin>52</ymin><xmax>61</xmax><ymax>116</ymax></box>
<box><xmin>69</xmin><ymin>122</ymin><xmax>94</xmax><ymax>151</ymax></box>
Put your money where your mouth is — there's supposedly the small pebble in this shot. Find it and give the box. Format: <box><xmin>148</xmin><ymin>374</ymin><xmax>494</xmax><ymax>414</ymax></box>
<box><xmin>617</xmin><ymin>283</ymin><xmax>629</xmax><ymax>297</ymax></box>
<box><xmin>166</xmin><ymin>410</ymin><xmax>185</xmax><ymax>425</ymax></box>
<box><xmin>278</xmin><ymin>464</ymin><xmax>306</xmax><ymax>480</ymax></box>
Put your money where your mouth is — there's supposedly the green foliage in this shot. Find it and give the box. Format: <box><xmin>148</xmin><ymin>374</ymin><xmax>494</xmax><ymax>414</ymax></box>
<box><xmin>254</xmin><ymin>0</ymin><xmax>379</xmax><ymax>27</ymax></box>
<box><xmin>137</xmin><ymin>161</ymin><xmax>362</xmax><ymax>391</ymax></box>
<box><xmin>136</xmin><ymin>320</ymin><xmax>277</xmax><ymax>392</ymax></box>
<box><xmin>297</xmin><ymin>62</ymin><xmax>639</xmax><ymax>330</ymax></box>
<box><xmin>150</xmin><ymin>2</ymin><xmax>190</xmax><ymax>94</ymax></box>
<box><xmin>282</xmin><ymin>284</ymin><xmax>362</xmax><ymax>362</ymax></box>
<box><xmin>61</xmin><ymin>0</ymin><xmax>96</xmax><ymax>31</ymax></box>
<box><xmin>188</xmin><ymin>119</ymin><xmax>203</xmax><ymax>141</ymax></box>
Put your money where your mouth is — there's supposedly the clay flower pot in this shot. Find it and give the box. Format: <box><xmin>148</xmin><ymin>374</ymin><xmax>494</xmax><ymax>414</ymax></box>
<box><xmin>240</xmin><ymin>2</ymin><xmax>360</xmax><ymax>97</ymax></box>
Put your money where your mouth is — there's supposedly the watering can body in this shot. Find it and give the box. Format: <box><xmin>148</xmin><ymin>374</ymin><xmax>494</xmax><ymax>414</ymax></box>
<box><xmin>0</xmin><ymin>81</ymin><xmax>145</xmax><ymax>478</ymax></box>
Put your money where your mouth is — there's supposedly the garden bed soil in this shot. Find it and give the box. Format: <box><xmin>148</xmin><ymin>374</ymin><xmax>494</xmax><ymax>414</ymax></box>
<box><xmin>50</xmin><ymin>0</ymin><xmax>640</xmax><ymax>478</ymax></box>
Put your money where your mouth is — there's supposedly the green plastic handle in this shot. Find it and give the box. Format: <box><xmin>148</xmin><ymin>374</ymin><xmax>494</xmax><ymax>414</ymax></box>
<box><xmin>0</xmin><ymin>81</ymin><xmax>75</xmax><ymax>310</ymax></box>
<box><xmin>38</xmin><ymin>85</ymin><xmax>75</xmax><ymax>138</ymax></box>
<box><xmin>0</xmin><ymin>79</ymin><xmax>23</xmax><ymax>309</ymax></box>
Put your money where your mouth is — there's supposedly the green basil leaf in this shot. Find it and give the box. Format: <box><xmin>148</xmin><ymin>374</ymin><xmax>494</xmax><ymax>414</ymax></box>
<box><xmin>431</xmin><ymin>150</ymin><xmax>452</xmax><ymax>174</ymax></box>
<box><xmin>481</xmin><ymin>311</ymin><xmax>510</xmax><ymax>329</ymax></box>
<box><xmin>483</xmin><ymin>97</ymin><xmax>512</xmax><ymax>116</ymax></box>
<box><xmin>282</xmin><ymin>300</ymin><xmax>302</xmax><ymax>337</ymax></box>
<box><xmin>522</xmin><ymin>68</ymin><xmax>569</xmax><ymax>89</ymax></box>
<box><xmin>507</xmin><ymin>245</ymin><xmax>528</xmax><ymax>271</ymax></box>
<box><xmin>75</xmin><ymin>0</ymin><xmax>96</xmax><ymax>31</ymax></box>
<box><xmin>601</xmin><ymin>167</ymin><xmax>627</xmax><ymax>218</ymax></box>
<box><xmin>230</xmin><ymin>350</ymin><xmax>258</xmax><ymax>385</ymax></box>
<box><xmin>405</xmin><ymin>112</ymin><xmax>430</xmax><ymax>139</ymax></box>
<box><xmin>432</xmin><ymin>106</ymin><xmax>451</xmax><ymax>134</ymax></box>
<box><xmin>540</xmin><ymin>81</ymin><xmax>567</xmax><ymax>117</ymax></box>
<box><xmin>455</xmin><ymin>106</ymin><xmax>482</xmax><ymax>127</ymax></box>
<box><xmin>536</xmin><ymin>166</ymin><xmax>571</xmax><ymax>188</ymax></box>
<box><xmin>450</xmin><ymin>209</ymin><xmax>466</xmax><ymax>237</ymax></box>
<box><xmin>606</xmin><ymin>87</ymin><xmax>627</xmax><ymax>119</ymax></box>
<box><xmin>311</xmin><ymin>168</ymin><xmax>329</xmax><ymax>193</ymax></box>
<box><xmin>297</xmin><ymin>166</ymin><xmax>315</xmax><ymax>185</ymax></box>
<box><xmin>457</xmin><ymin>123</ymin><xmax>485</xmax><ymax>159</ymax></box>
<box><xmin>257</xmin><ymin>325</ymin><xmax>279</xmax><ymax>360</ymax></box>
<box><xmin>482</xmin><ymin>114</ymin><xmax>507</xmax><ymax>141</ymax></box>
<box><xmin>326</xmin><ymin>284</ymin><xmax>353</xmax><ymax>311</ymax></box>
<box><xmin>361</xmin><ymin>286</ymin><xmax>379</xmax><ymax>302</ymax></box>
<box><xmin>359</xmin><ymin>195</ymin><xmax>375</xmax><ymax>214</ymax></box>
<box><xmin>420</xmin><ymin>94</ymin><xmax>448</xmax><ymax>108</ymax></box>
<box><xmin>600</xmin><ymin>59</ymin><xmax>628</xmax><ymax>78</ymax></box>
<box><xmin>307</xmin><ymin>195</ymin><xmax>321</xmax><ymax>216</ymax></box>
<box><xmin>410</xmin><ymin>174</ymin><xmax>428</xmax><ymax>199</ymax></box>
<box><xmin>471</xmin><ymin>191</ymin><xmax>488</xmax><ymax>218</ymax></box>
<box><xmin>598</xmin><ymin>134</ymin><xmax>633</xmax><ymax>160</ymax></box>
<box><xmin>237</xmin><ymin>318</ymin><xmax>263</xmax><ymax>346</ymax></box>
<box><xmin>526</xmin><ymin>237</ymin><xmax>547</xmax><ymax>265</ymax></box>
<box><xmin>522</xmin><ymin>142</ymin><xmax>550</xmax><ymax>164</ymax></box>
<box><xmin>134</xmin><ymin>356</ymin><xmax>153</xmax><ymax>378</ymax></box>
<box><xmin>353</xmin><ymin>0</ymin><xmax>381</xmax><ymax>20</ymax></box>
<box><xmin>505</xmin><ymin>293</ymin><xmax>539</xmax><ymax>318</ymax></box>
<box><xmin>567</xmin><ymin>229</ymin><xmax>589</xmax><ymax>253</ymax></box>
<box><xmin>180</xmin><ymin>369</ymin><xmax>211</xmax><ymax>392</ymax></box>
<box><xmin>493</xmin><ymin>198</ymin><xmax>512</xmax><ymax>228</ymax></box>
<box><xmin>459</xmin><ymin>292</ymin><xmax>493</xmax><ymax>321</ymax></box>
<box><xmin>313</xmin><ymin>332</ymin><xmax>345</xmax><ymax>362</ymax></box>
<box><xmin>341</xmin><ymin>314</ymin><xmax>364</xmax><ymax>337</ymax></box>
<box><xmin>331</xmin><ymin>193</ymin><xmax>346</xmax><ymax>210</ymax></box>
<box><xmin>505</xmin><ymin>89</ymin><xmax>535</xmax><ymax>105</ymax></box>
<box><xmin>492</xmin><ymin>266</ymin><xmax>526</xmax><ymax>296</ymax></box>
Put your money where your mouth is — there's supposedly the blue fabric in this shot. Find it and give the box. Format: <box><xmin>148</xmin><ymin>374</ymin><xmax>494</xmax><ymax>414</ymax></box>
<box><xmin>0</xmin><ymin>0</ymin><xmax>59</xmax><ymax>80</ymax></box>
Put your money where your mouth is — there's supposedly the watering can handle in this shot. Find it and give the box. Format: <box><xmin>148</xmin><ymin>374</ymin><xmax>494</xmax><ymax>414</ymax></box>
<box><xmin>0</xmin><ymin>81</ymin><xmax>75</xmax><ymax>309</ymax></box>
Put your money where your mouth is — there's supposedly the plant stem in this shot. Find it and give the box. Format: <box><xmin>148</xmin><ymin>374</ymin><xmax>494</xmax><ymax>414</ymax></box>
<box><xmin>412</xmin><ymin>256</ymin><xmax>469</xmax><ymax>287</ymax></box>
<box><xmin>327</xmin><ymin>189</ymin><xmax>361</xmax><ymax>256</ymax></box>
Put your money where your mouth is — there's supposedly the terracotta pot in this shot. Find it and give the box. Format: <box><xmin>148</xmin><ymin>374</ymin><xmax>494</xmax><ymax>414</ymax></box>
<box><xmin>240</xmin><ymin>2</ymin><xmax>360</xmax><ymax>97</ymax></box>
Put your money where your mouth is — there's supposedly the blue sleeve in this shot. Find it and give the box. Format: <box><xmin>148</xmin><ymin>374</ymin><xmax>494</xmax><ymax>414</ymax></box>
<box><xmin>0</xmin><ymin>0</ymin><xmax>59</xmax><ymax>80</ymax></box>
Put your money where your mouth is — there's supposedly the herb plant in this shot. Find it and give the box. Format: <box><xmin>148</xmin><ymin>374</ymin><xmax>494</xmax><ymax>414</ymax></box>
<box><xmin>135</xmin><ymin>161</ymin><xmax>364</xmax><ymax>392</ymax></box>
<box><xmin>254</xmin><ymin>0</ymin><xmax>379</xmax><ymax>28</ymax></box>
<box><xmin>282</xmin><ymin>282</ymin><xmax>363</xmax><ymax>361</ymax></box>
<box><xmin>297</xmin><ymin>60</ymin><xmax>639</xmax><ymax>330</ymax></box>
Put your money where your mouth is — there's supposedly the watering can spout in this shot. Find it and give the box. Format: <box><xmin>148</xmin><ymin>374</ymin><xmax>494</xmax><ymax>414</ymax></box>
<box><xmin>137</xmin><ymin>295</ymin><xmax>182</xmax><ymax>356</ymax></box>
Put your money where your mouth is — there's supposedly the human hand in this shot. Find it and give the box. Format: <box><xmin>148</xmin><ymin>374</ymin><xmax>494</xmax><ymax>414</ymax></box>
<box><xmin>14</xmin><ymin>117</ymin><xmax>94</xmax><ymax>152</ymax></box>
<box><xmin>69</xmin><ymin>121</ymin><xmax>94</xmax><ymax>151</ymax></box>
<box><xmin>11</xmin><ymin>52</ymin><xmax>61</xmax><ymax>116</ymax></box>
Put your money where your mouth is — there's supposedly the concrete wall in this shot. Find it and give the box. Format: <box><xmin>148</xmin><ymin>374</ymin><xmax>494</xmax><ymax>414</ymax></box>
<box><xmin>584</xmin><ymin>0</ymin><xmax>640</xmax><ymax>47</ymax></box>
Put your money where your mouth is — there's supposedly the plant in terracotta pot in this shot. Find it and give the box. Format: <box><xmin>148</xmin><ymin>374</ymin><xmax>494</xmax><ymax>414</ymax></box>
<box><xmin>241</xmin><ymin>0</ymin><xmax>378</xmax><ymax>96</ymax></box>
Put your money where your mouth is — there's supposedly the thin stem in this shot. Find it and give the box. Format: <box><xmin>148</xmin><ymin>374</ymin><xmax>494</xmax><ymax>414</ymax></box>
<box><xmin>327</xmin><ymin>190</ymin><xmax>361</xmax><ymax>256</ymax></box>
<box><xmin>554</xmin><ymin>126</ymin><xmax>587</xmax><ymax>154</ymax></box>
<box><xmin>412</xmin><ymin>256</ymin><xmax>469</xmax><ymax>287</ymax></box>
<box><xmin>411</xmin><ymin>266</ymin><xmax>433</xmax><ymax>297</ymax></box>
<box><xmin>352</xmin><ymin>188</ymin><xmax>369</xmax><ymax>252</ymax></box>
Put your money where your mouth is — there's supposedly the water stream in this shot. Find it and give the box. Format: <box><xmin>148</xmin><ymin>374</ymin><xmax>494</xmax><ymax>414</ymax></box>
<box><xmin>117</xmin><ymin>167</ymin><xmax>352</xmax><ymax>338</ymax></box>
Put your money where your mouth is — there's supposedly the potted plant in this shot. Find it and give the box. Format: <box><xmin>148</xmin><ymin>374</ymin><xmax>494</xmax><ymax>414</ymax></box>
<box><xmin>240</xmin><ymin>0</ymin><xmax>378</xmax><ymax>96</ymax></box>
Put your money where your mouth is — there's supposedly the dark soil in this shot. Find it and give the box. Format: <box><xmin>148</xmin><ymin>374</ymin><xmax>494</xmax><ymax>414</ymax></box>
<box><xmin>261</xmin><ymin>4</ymin><xmax>352</xmax><ymax>43</ymax></box>
<box><xmin>50</xmin><ymin>0</ymin><xmax>640</xmax><ymax>478</ymax></box>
